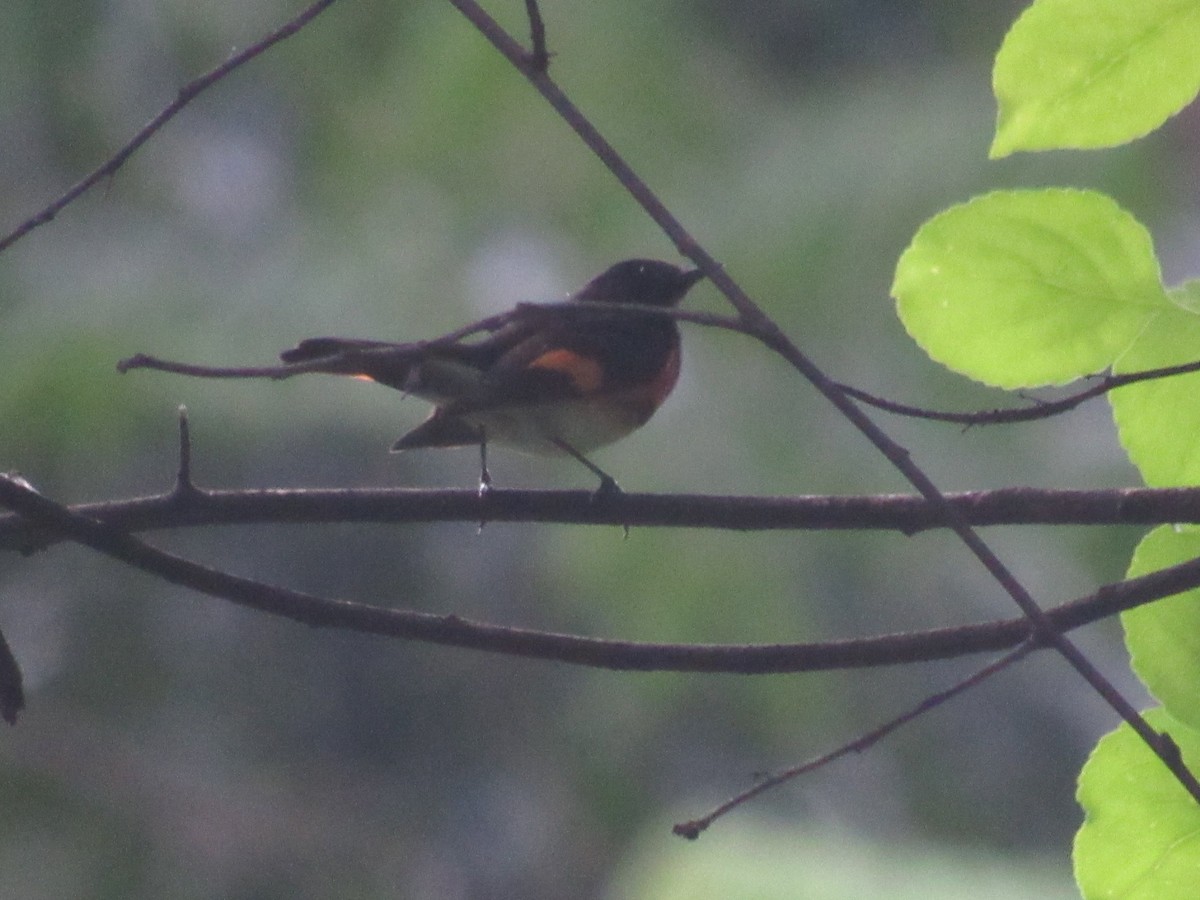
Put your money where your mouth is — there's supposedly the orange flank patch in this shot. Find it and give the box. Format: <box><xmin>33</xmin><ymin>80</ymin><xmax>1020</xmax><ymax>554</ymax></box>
<box><xmin>352</xmin><ymin>374</ymin><xmax>376</xmax><ymax>382</ymax></box>
<box><xmin>527</xmin><ymin>349</ymin><xmax>604</xmax><ymax>393</ymax></box>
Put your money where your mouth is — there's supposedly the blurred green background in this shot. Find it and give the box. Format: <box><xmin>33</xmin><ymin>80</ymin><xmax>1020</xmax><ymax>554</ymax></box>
<box><xmin>2</xmin><ymin>0</ymin><xmax>1194</xmax><ymax>896</ymax></box>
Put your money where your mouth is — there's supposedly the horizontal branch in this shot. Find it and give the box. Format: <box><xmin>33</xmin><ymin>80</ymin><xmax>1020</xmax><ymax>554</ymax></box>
<box><xmin>1</xmin><ymin>472</ymin><xmax>1198</xmax><ymax>676</ymax></box>
<box><xmin>838</xmin><ymin>357</ymin><xmax>1200</xmax><ymax>426</ymax></box>
<box><xmin>0</xmin><ymin>483</ymin><xmax>1196</xmax><ymax>553</ymax></box>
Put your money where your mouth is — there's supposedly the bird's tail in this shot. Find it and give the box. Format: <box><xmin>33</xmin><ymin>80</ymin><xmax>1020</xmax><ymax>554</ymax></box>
<box><xmin>279</xmin><ymin>337</ymin><xmax>420</xmax><ymax>391</ymax></box>
<box><xmin>280</xmin><ymin>337</ymin><xmax>401</xmax><ymax>364</ymax></box>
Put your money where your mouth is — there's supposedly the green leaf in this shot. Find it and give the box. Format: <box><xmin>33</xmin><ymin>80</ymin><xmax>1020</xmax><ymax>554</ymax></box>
<box><xmin>1110</xmin><ymin>306</ymin><xmax>1200</xmax><ymax>486</ymax></box>
<box><xmin>992</xmin><ymin>0</ymin><xmax>1200</xmax><ymax>157</ymax></box>
<box><xmin>1074</xmin><ymin>708</ymin><xmax>1200</xmax><ymax>899</ymax></box>
<box><xmin>1123</xmin><ymin>527</ymin><xmax>1200</xmax><ymax>728</ymax></box>
<box><xmin>893</xmin><ymin>189</ymin><xmax>1165</xmax><ymax>388</ymax></box>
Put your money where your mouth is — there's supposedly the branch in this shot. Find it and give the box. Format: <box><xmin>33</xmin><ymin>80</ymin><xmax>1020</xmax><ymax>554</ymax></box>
<box><xmin>5</xmin><ymin>484</ymin><xmax>1200</xmax><ymax>553</ymax></box>
<box><xmin>675</xmin><ymin>642</ymin><xmax>1036</xmax><ymax>837</ymax></box>
<box><xmin>3</xmin><ymin>473</ymin><xmax>1200</xmax><ymax>676</ymax></box>
<box><xmin>0</xmin><ymin>0</ymin><xmax>340</xmax><ymax>254</ymax></box>
<box><xmin>523</xmin><ymin>0</ymin><xmax>550</xmax><ymax>72</ymax></box>
<box><xmin>837</xmin><ymin>357</ymin><xmax>1200</xmax><ymax>426</ymax></box>
<box><xmin>117</xmin><ymin>299</ymin><xmax>749</xmax><ymax>382</ymax></box>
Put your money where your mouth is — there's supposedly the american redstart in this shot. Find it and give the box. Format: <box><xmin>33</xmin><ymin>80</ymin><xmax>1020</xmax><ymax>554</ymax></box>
<box><xmin>279</xmin><ymin>259</ymin><xmax>705</xmax><ymax>492</ymax></box>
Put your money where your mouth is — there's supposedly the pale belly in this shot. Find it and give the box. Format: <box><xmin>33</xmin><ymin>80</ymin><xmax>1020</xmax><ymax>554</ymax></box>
<box><xmin>460</xmin><ymin>397</ymin><xmax>645</xmax><ymax>455</ymax></box>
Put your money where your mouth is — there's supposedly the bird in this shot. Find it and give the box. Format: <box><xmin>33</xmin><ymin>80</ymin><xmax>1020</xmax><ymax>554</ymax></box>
<box><xmin>279</xmin><ymin>258</ymin><xmax>705</xmax><ymax>493</ymax></box>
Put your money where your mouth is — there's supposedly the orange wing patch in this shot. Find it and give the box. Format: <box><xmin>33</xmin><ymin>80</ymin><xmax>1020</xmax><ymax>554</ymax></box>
<box><xmin>526</xmin><ymin>349</ymin><xmax>605</xmax><ymax>393</ymax></box>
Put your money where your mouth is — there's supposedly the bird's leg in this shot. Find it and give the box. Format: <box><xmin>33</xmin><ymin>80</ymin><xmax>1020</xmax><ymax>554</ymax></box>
<box><xmin>551</xmin><ymin>438</ymin><xmax>621</xmax><ymax>498</ymax></box>
<box><xmin>477</xmin><ymin>431</ymin><xmax>493</xmax><ymax>497</ymax></box>
<box><xmin>476</xmin><ymin>430</ymin><xmax>493</xmax><ymax>534</ymax></box>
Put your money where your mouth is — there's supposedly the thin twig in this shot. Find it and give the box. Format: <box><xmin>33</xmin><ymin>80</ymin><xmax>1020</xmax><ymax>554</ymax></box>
<box><xmin>674</xmin><ymin>642</ymin><xmax>1035</xmax><ymax>838</ymax></box>
<box><xmin>119</xmin><ymin>354</ymin><xmax>309</xmax><ymax>380</ymax></box>
<box><xmin>0</xmin><ymin>0</ymin><xmax>340</xmax><ymax>254</ymax></box>
<box><xmin>837</xmin><ymin>357</ymin><xmax>1200</xmax><ymax>426</ymax></box>
<box><xmin>118</xmin><ymin>299</ymin><xmax>750</xmax><ymax>381</ymax></box>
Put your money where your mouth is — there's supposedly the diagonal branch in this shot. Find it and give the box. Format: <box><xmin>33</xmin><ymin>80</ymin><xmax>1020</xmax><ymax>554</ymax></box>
<box><xmin>449</xmin><ymin>0</ymin><xmax>1200</xmax><ymax>801</ymax></box>
<box><xmin>0</xmin><ymin>0</ymin><xmax>340</xmax><ymax>254</ymax></box>
<box><xmin>674</xmin><ymin>642</ymin><xmax>1036</xmax><ymax>837</ymax></box>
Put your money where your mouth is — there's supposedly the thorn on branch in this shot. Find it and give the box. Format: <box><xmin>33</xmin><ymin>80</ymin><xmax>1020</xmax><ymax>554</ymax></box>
<box><xmin>174</xmin><ymin>405</ymin><xmax>201</xmax><ymax>499</ymax></box>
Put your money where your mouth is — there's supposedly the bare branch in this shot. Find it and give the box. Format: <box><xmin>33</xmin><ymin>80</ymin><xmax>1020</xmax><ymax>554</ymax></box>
<box><xmin>523</xmin><ymin>0</ymin><xmax>550</xmax><ymax>72</ymax></box>
<box><xmin>2</xmin><ymin>473</ymin><xmax>1200</xmax><ymax>675</ymax></box>
<box><xmin>118</xmin><ymin>354</ymin><xmax>302</xmax><ymax>380</ymax></box>
<box><xmin>675</xmin><ymin>642</ymin><xmax>1035</xmax><ymax>837</ymax></box>
<box><xmin>838</xmin><ymin>357</ymin><xmax>1200</xmax><ymax>426</ymax></box>
<box><xmin>0</xmin><ymin>0</ymin><xmax>340</xmax><ymax>254</ymax></box>
<box><xmin>118</xmin><ymin>299</ymin><xmax>749</xmax><ymax>382</ymax></box>
<box><xmin>4</xmin><ymin>484</ymin><xmax>1200</xmax><ymax>553</ymax></box>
